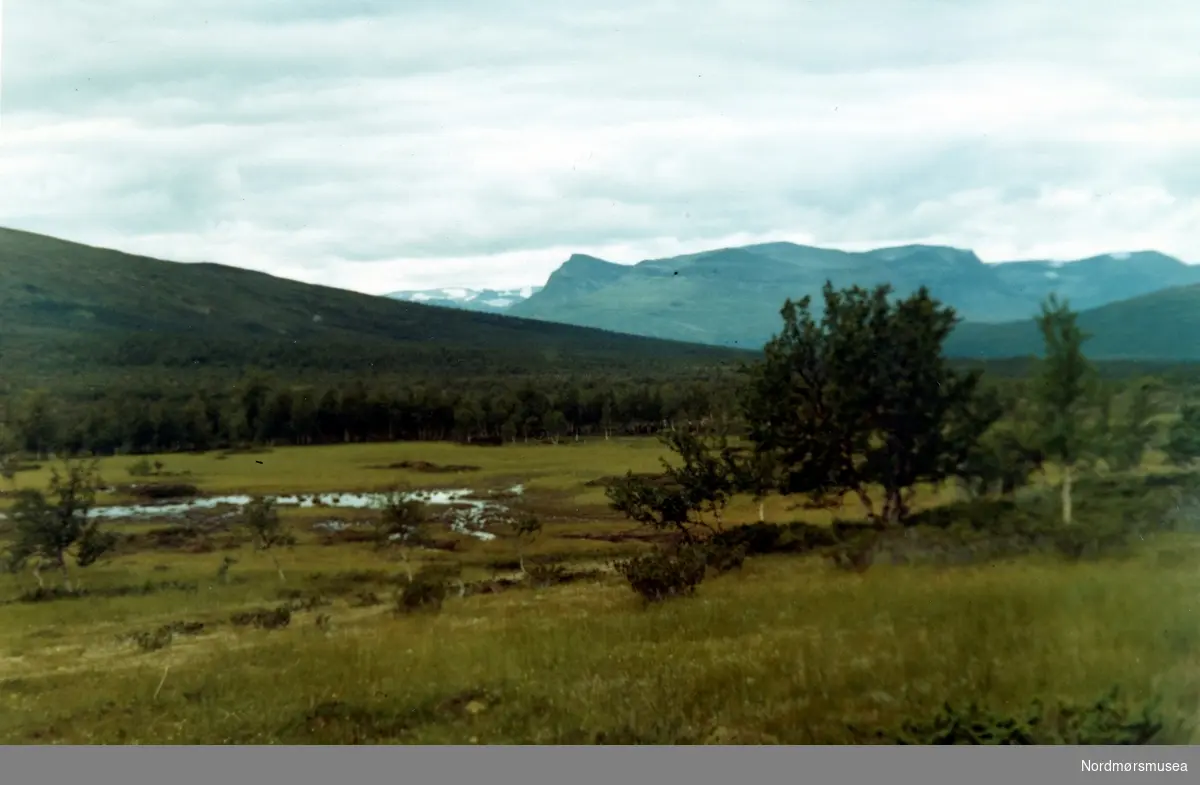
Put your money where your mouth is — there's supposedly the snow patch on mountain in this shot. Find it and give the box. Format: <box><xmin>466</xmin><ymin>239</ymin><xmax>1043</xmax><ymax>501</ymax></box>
<box><xmin>384</xmin><ymin>286</ymin><xmax>543</xmax><ymax>313</ymax></box>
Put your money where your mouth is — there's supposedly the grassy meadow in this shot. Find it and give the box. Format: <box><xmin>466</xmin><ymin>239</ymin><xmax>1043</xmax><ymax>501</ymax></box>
<box><xmin>1</xmin><ymin>438</ymin><xmax>1199</xmax><ymax>744</ymax></box>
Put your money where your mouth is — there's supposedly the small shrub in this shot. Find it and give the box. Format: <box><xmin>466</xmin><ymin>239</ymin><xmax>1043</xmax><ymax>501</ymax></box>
<box><xmin>351</xmin><ymin>590</ymin><xmax>382</xmax><ymax>607</ymax></box>
<box><xmin>17</xmin><ymin>579</ymin><xmax>198</xmax><ymax>603</ymax></box>
<box><xmin>707</xmin><ymin>521</ymin><xmax>845</xmax><ymax>557</ymax></box>
<box><xmin>525</xmin><ymin>561</ymin><xmax>568</xmax><ymax>588</ymax></box>
<box><xmin>1156</xmin><ymin>546</ymin><xmax>1200</xmax><ymax>569</ymax></box>
<box><xmin>1048</xmin><ymin>517</ymin><xmax>1138</xmax><ymax>562</ymax></box>
<box><xmin>395</xmin><ymin>569</ymin><xmax>448</xmax><ymax>614</ymax></box>
<box><xmin>130</xmin><ymin>627</ymin><xmax>174</xmax><ymax>652</ymax></box>
<box><xmin>702</xmin><ymin>541</ymin><xmax>747</xmax><ymax>574</ymax></box>
<box><xmin>124</xmin><ymin>620</ymin><xmax>205</xmax><ymax>653</ymax></box>
<box><xmin>281</xmin><ymin>594</ymin><xmax>329</xmax><ymax>612</ymax></box>
<box><xmin>126</xmin><ymin>458</ymin><xmax>153</xmax><ymax>477</ymax></box>
<box><xmin>160</xmin><ymin>620</ymin><xmax>205</xmax><ymax>636</ymax></box>
<box><xmin>826</xmin><ymin>539</ymin><xmax>877</xmax><ymax>572</ymax></box>
<box><xmin>854</xmin><ymin>688</ymin><xmax>1183</xmax><ymax>745</ymax></box>
<box><xmin>18</xmin><ymin>586</ymin><xmax>89</xmax><ymax>603</ymax></box>
<box><xmin>614</xmin><ymin>545</ymin><xmax>708</xmax><ymax>603</ymax></box>
<box><xmin>230</xmin><ymin>606</ymin><xmax>292</xmax><ymax>630</ymax></box>
<box><xmin>486</xmin><ymin>557</ymin><xmax>522</xmax><ymax>572</ymax></box>
<box><xmin>464</xmin><ymin>577</ymin><xmax>523</xmax><ymax>597</ymax></box>
<box><xmin>132</xmin><ymin>483</ymin><xmax>199</xmax><ymax>500</ymax></box>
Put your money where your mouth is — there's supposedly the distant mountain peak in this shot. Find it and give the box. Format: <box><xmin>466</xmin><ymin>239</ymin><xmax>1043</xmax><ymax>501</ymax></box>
<box><xmin>384</xmin><ymin>285</ymin><xmax>542</xmax><ymax>314</ymax></box>
<box><xmin>560</xmin><ymin>253</ymin><xmax>624</xmax><ymax>272</ymax></box>
<box><xmin>867</xmin><ymin>244</ymin><xmax>982</xmax><ymax>265</ymax></box>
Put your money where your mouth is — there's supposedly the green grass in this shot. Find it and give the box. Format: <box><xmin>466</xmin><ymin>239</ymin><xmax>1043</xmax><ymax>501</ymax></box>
<box><xmin>1</xmin><ymin>439</ymin><xmax>1198</xmax><ymax>744</ymax></box>
<box><xmin>3</xmin><ymin>437</ymin><xmax>673</xmax><ymax>505</ymax></box>
<box><xmin>4</xmin><ymin>555</ymin><xmax>1198</xmax><ymax>744</ymax></box>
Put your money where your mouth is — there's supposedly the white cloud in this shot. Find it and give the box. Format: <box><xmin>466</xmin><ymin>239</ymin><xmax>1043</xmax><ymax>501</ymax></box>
<box><xmin>2</xmin><ymin>0</ymin><xmax>1199</xmax><ymax>293</ymax></box>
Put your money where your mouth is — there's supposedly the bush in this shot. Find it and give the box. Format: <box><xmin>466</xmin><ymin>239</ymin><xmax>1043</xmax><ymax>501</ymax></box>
<box><xmin>17</xmin><ymin>579</ymin><xmax>198</xmax><ymax>603</ymax></box>
<box><xmin>128</xmin><ymin>483</ymin><xmax>200</xmax><ymax>499</ymax></box>
<box><xmin>702</xmin><ymin>541</ymin><xmax>747</xmax><ymax>574</ymax></box>
<box><xmin>125</xmin><ymin>620</ymin><xmax>205</xmax><ymax>652</ymax></box>
<box><xmin>126</xmin><ymin>458</ymin><xmax>153</xmax><ymax>477</ymax></box>
<box><xmin>350</xmin><ymin>591</ymin><xmax>382</xmax><ymax>607</ymax></box>
<box><xmin>282</xmin><ymin>594</ymin><xmax>330</xmax><ymax>612</ymax></box>
<box><xmin>614</xmin><ymin>545</ymin><xmax>708</xmax><ymax>603</ymax></box>
<box><xmin>707</xmin><ymin>520</ymin><xmax>854</xmax><ymax>557</ymax></box>
<box><xmin>825</xmin><ymin>533</ymin><xmax>880</xmax><ymax>572</ymax></box>
<box><xmin>395</xmin><ymin>569</ymin><xmax>448</xmax><ymax>614</ymax></box>
<box><xmin>230</xmin><ymin>606</ymin><xmax>292</xmax><ymax>630</ymax></box>
<box><xmin>853</xmin><ymin>688</ymin><xmax>1183</xmax><ymax>744</ymax></box>
<box><xmin>130</xmin><ymin>627</ymin><xmax>174</xmax><ymax>652</ymax></box>
<box><xmin>525</xmin><ymin>561</ymin><xmax>569</xmax><ymax>588</ymax></box>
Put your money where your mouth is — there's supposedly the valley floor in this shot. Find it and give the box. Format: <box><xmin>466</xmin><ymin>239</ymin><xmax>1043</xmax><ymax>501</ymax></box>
<box><xmin>1</xmin><ymin>439</ymin><xmax>1197</xmax><ymax>744</ymax></box>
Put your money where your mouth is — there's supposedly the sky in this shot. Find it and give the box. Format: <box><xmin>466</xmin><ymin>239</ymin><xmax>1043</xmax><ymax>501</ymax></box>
<box><xmin>2</xmin><ymin>0</ymin><xmax>1199</xmax><ymax>294</ymax></box>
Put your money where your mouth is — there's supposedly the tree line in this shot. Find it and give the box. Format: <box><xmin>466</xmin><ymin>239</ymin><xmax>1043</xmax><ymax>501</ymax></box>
<box><xmin>0</xmin><ymin>371</ymin><xmax>750</xmax><ymax>458</ymax></box>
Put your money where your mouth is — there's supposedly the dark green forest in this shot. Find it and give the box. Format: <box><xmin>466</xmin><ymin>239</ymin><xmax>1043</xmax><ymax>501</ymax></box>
<box><xmin>4</xmin><ymin>323</ymin><xmax>1200</xmax><ymax>461</ymax></box>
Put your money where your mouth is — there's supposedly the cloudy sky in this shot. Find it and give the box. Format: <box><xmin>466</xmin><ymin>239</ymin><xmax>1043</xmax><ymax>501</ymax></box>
<box><xmin>2</xmin><ymin>0</ymin><xmax>1199</xmax><ymax>293</ymax></box>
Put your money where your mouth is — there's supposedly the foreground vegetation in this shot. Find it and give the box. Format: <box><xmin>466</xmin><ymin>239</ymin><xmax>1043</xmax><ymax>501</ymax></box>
<box><xmin>5</xmin><ymin>281</ymin><xmax>1200</xmax><ymax>744</ymax></box>
<box><xmin>2</xmin><ymin>438</ymin><xmax>1200</xmax><ymax>744</ymax></box>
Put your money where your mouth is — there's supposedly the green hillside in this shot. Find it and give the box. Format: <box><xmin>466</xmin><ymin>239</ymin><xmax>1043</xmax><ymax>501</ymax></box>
<box><xmin>0</xmin><ymin>228</ymin><xmax>752</xmax><ymax>391</ymax></box>
<box><xmin>944</xmin><ymin>284</ymin><xmax>1200</xmax><ymax>360</ymax></box>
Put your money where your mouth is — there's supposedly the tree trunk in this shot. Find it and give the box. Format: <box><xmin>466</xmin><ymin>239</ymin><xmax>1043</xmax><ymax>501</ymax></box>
<box><xmin>854</xmin><ymin>488</ymin><xmax>878</xmax><ymax>524</ymax></box>
<box><xmin>881</xmin><ymin>487</ymin><xmax>908</xmax><ymax>527</ymax></box>
<box><xmin>1061</xmin><ymin>465</ymin><xmax>1074</xmax><ymax>526</ymax></box>
<box><xmin>757</xmin><ymin>500</ymin><xmax>765</xmax><ymax>522</ymax></box>
<box><xmin>58</xmin><ymin>558</ymin><xmax>73</xmax><ymax>592</ymax></box>
<box><xmin>32</xmin><ymin>562</ymin><xmax>45</xmax><ymax>589</ymax></box>
<box><xmin>270</xmin><ymin>553</ymin><xmax>286</xmax><ymax>583</ymax></box>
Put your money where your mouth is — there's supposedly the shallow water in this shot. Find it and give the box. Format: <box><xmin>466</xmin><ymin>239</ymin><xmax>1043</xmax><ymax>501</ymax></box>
<box><xmin>88</xmin><ymin>488</ymin><xmax>496</xmax><ymax>519</ymax></box>
<box><xmin>2</xmin><ymin>485</ymin><xmax>525</xmax><ymax>541</ymax></box>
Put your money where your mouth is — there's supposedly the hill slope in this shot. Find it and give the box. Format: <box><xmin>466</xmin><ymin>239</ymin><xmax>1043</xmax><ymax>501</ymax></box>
<box><xmin>0</xmin><ymin>228</ymin><xmax>752</xmax><ymax>389</ymax></box>
<box><xmin>508</xmin><ymin>243</ymin><xmax>1200</xmax><ymax>348</ymax></box>
<box><xmin>944</xmin><ymin>284</ymin><xmax>1200</xmax><ymax>360</ymax></box>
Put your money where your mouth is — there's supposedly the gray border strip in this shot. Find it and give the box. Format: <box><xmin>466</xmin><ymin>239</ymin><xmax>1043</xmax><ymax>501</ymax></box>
<box><xmin>2</xmin><ymin>745</ymin><xmax>1197</xmax><ymax>785</ymax></box>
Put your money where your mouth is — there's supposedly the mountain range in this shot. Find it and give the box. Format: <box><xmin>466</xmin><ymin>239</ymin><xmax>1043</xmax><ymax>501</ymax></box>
<box><xmin>421</xmin><ymin>243</ymin><xmax>1196</xmax><ymax>350</ymax></box>
<box><xmin>4</xmin><ymin>226</ymin><xmax>1200</xmax><ymax>395</ymax></box>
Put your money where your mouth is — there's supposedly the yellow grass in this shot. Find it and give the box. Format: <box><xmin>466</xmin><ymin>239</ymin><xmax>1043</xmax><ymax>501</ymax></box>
<box><xmin>0</xmin><ymin>439</ymin><xmax>1196</xmax><ymax>743</ymax></box>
